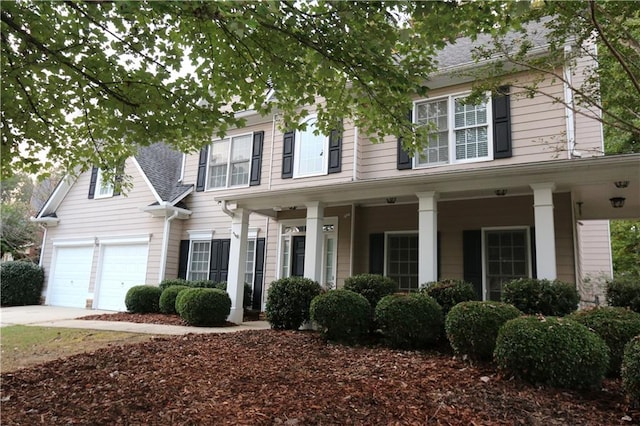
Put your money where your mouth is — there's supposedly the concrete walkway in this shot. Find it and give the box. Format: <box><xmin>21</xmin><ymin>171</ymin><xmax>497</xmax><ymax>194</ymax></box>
<box><xmin>0</xmin><ymin>305</ymin><xmax>271</xmax><ymax>335</ymax></box>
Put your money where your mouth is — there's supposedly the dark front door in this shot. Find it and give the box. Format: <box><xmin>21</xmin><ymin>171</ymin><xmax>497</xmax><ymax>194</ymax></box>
<box><xmin>291</xmin><ymin>236</ymin><xmax>306</xmax><ymax>277</ymax></box>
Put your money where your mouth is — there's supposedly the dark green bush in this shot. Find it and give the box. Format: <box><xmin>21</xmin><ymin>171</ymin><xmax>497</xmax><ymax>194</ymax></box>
<box><xmin>175</xmin><ymin>288</ymin><xmax>231</xmax><ymax>326</ymax></box>
<box><xmin>158</xmin><ymin>278</ymin><xmax>189</xmax><ymax>291</ymax></box>
<box><xmin>494</xmin><ymin>316</ymin><xmax>609</xmax><ymax>390</ymax></box>
<box><xmin>159</xmin><ymin>285</ymin><xmax>190</xmax><ymax>315</ymax></box>
<box><xmin>420</xmin><ymin>279</ymin><xmax>477</xmax><ymax>315</ymax></box>
<box><xmin>502</xmin><ymin>278</ymin><xmax>579</xmax><ymax>316</ymax></box>
<box><xmin>606</xmin><ymin>277</ymin><xmax>640</xmax><ymax>313</ymax></box>
<box><xmin>568</xmin><ymin>307</ymin><xmax>640</xmax><ymax>376</ymax></box>
<box><xmin>344</xmin><ymin>274</ymin><xmax>397</xmax><ymax>309</ymax></box>
<box><xmin>374</xmin><ymin>293</ymin><xmax>443</xmax><ymax>349</ymax></box>
<box><xmin>265</xmin><ymin>277</ymin><xmax>323</xmax><ymax>330</ymax></box>
<box><xmin>214</xmin><ymin>281</ymin><xmax>253</xmax><ymax>308</ymax></box>
<box><xmin>124</xmin><ymin>285</ymin><xmax>162</xmax><ymax>313</ymax></box>
<box><xmin>445</xmin><ymin>301</ymin><xmax>522</xmax><ymax>361</ymax></box>
<box><xmin>188</xmin><ymin>279</ymin><xmax>216</xmax><ymax>289</ymax></box>
<box><xmin>0</xmin><ymin>261</ymin><xmax>44</xmax><ymax>306</ymax></box>
<box><xmin>310</xmin><ymin>289</ymin><xmax>371</xmax><ymax>343</ymax></box>
<box><xmin>622</xmin><ymin>336</ymin><xmax>640</xmax><ymax>404</ymax></box>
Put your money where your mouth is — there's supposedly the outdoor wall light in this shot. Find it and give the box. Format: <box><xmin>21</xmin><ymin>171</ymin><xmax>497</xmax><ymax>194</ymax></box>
<box><xmin>386</xmin><ymin>197</ymin><xmax>397</xmax><ymax>204</ymax></box>
<box><xmin>614</xmin><ymin>181</ymin><xmax>630</xmax><ymax>188</ymax></box>
<box><xmin>609</xmin><ymin>197</ymin><xmax>626</xmax><ymax>208</ymax></box>
<box><xmin>494</xmin><ymin>189</ymin><xmax>507</xmax><ymax>196</ymax></box>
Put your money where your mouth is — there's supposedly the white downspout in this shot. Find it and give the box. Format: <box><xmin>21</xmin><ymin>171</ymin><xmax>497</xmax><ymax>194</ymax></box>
<box><xmin>563</xmin><ymin>44</ymin><xmax>577</xmax><ymax>158</ymax></box>
<box><xmin>37</xmin><ymin>225</ymin><xmax>48</xmax><ymax>267</ymax></box>
<box><xmin>221</xmin><ymin>200</ymin><xmax>235</xmax><ymax>218</ymax></box>
<box><xmin>158</xmin><ymin>207</ymin><xmax>180</xmax><ymax>282</ymax></box>
<box><xmin>352</xmin><ymin>125</ymin><xmax>359</xmax><ymax>181</ymax></box>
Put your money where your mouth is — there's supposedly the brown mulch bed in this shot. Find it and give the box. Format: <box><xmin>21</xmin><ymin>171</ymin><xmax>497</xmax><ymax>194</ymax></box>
<box><xmin>1</xmin><ymin>330</ymin><xmax>636</xmax><ymax>425</ymax></box>
<box><xmin>81</xmin><ymin>312</ymin><xmax>190</xmax><ymax>326</ymax></box>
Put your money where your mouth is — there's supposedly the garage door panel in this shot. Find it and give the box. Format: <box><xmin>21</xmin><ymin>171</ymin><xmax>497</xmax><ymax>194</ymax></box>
<box><xmin>48</xmin><ymin>246</ymin><xmax>93</xmax><ymax>308</ymax></box>
<box><xmin>96</xmin><ymin>244</ymin><xmax>149</xmax><ymax>311</ymax></box>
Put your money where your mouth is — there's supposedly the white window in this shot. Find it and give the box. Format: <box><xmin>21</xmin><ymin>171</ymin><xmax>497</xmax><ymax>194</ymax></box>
<box><xmin>188</xmin><ymin>240</ymin><xmax>211</xmax><ymax>281</ymax></box>
<box><xmin>415</xmin><ymin>94</ymin><xmax>491</xmax><ymax>167</ymax></box>
<box><xmin>207</xmin><ymin>133</ymin><xmax>253</xmax><ymax>189</ymax></box>
<box><xmin>484</xmin><ymin>228</ymin><xmax>531</xmax><ymax>301</ymax></box>
<box><xmin>244</xmin><ymin>239</ymin><xmax>256</xmax><ymax>285</ymax></box>
<box><xmin>386</xmin><ymin>233</ymin><xmax>419</xmax><ymax>292</ymax></box>
<box><xmin>295</xmin><ymin>116</ymin><xmax>328</xmax><ymax>177</ymax></box>
<box><xmin>94</xmin><ymin>168</ymin><xmax>115</xmax><ymax>198</ymax></box>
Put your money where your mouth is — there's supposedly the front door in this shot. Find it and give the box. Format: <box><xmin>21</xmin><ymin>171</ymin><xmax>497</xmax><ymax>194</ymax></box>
<box><xmin>291</xmin><ymin>236</ymin><xmax>306</xmax><ymax>277</ymax></box>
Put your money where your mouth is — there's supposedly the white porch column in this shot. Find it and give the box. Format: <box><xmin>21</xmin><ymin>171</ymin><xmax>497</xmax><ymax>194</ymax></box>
<box><xmin>227</xmin><ymin>208</ymin><xmax>249</xmax><ymax>324</ymax></box>
<box><xmin>530</xmin><ymin>183</ymin><xmax>557</xmax><ymax>280</ymax></box>
<box><xmin>304</xmin><ymin>201</ymin><xmax>325</xmax><ymax>284</ymax></box>
<box><xmin>417</xmin><ymin>191</ymin><xmax>439</xmax><ymax>285</ymax></box>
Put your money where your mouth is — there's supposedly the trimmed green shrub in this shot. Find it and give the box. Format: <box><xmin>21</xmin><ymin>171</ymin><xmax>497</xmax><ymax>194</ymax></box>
<box><xmin>445</xmin><ymin>301</ymin><xmax>522</xmax><ymax>361</ymax></box>
<box><xmin>175</xmin><ymin>288</ymin><xmax>231</xmax><ymax>326</ymax></box>
<box><xmin>502</xmin><ymin>278</ymin><xmax>579</xmax><ymax>316</ymax></box>
<box><xmin>568</xmin><ymin>307</ymin><xmax>640</xmax><ymax>376</ymax></box>
<box><xmin>374</xmin><ymin>293</ymin><xmax>443</xmax><ymax>349</ymax></box>
<box><xmin>344</xmin><ymin>274</ymin><xmax>397</xmax><ymax>309</ymax></box>
<box><xmin>606</xmin><ymin>277</ymin><xmax>640</xmax><ymax>313</ymax></box>
<box><xmin>124</xmin><ymin>285</ymin><xmax>162</xmax><ymax>313</ymax></box>
<box><xmin>159</xmin><ymin>285</ymin><xmax>190</xmax><ymax>315</ymax></box>
<box><xmin>310</xmin><ymin>289</ymin><xmax>371</xmax><ymax>343</ymax></box>
<box><xmin>0</xmin><ymin>261</ymin><xmax>44</xmax><ymax>306</ymax></box>
<box><xmin>158</xmin><ymin>278</ymin><xmax>189</xmax><ymax>291</ymax></box>
<box><xmin>494</xmin><ymin>316</ymin><xmax>609</xmax><ymax>389</ymax></box>
<box><xmin>622</xmin><ymin>336</ymin><xmax>640</xmax><ymax>404</ymax></box>
<box><xmin>420</xmin><ymin>279</ymin><xmax>477</xmax><ymax>315</ymax></box>
<box><xmin>215</xmin><ymin>281</ymin><xmax>253</xmax><ymax>308</ymax></box>
<box><xmin>265</xmin><ymin>277</ymin><xmax>323</xmax><ymax>330</ymax></box>
<box><xmin>188</xmin><ymin>279</ymin><xmax>216</xmax><ymax>289</ymax></box>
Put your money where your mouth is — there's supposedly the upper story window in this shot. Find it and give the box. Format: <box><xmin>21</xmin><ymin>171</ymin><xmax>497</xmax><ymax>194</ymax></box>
<box><xmin>207</xmin><ymin>133</ymin><xmax>253</xmax><ymax>190</ymax></box>
<box><xmin>88</xmin><ymin>166</ymin><xmax>121</xmax><ymax>199</ymax></box>
<box><xmin>295</xmin><ymin>116</ymin><xmax>328</xmax><ymax>177</ymax></box>
<box><xmin>414</xmin><ymin>95</ymin><xmax>491</xmax><ymax>167</ymax></box>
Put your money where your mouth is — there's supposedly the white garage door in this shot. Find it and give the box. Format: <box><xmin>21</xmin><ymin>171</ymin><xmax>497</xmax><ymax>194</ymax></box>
<box><xmin>48</xmin><ymin>246</ymin><xmax>93</xmax><ymax>308</ymax></box>
<box><xmin>96</xmin><ymin>244</ymin><xmax>149</xmax><ymax>311</ymax></box>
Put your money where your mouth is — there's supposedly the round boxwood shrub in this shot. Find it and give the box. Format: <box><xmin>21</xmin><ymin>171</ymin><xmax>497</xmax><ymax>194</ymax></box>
<box><xmin>124</xmin><ymin>285</ymin><xmax>162</xmax><ymax>313</ymax></box>
<box><xmin>568</xmin><ymin>307</ymin><xmax>640</xmax><ymax>376</ymax></box>
<box><xmin>344</xmin><ymin>274</ymin><xmax>397</xmax><ymax>310</ymax></box>
<box><xmin>494</xmin><ymin>316</ymin><xmax>609</xmax><ymax>389</ymax></box>
<box><xmin>310</xmin><ymin>289</ymin><xmax>371</xmax><ymax>343</ymax></box>
<box><xmin>215</xmin><ymin>281</ymin><xmax>253</xmax><ymax>308</ymax></box>
<box><xmin>445</xmin><ymin>301</ymin><xmax>522</xmax><ymax>361</ymax></box>
<box><xmin>606</xmin><ymin>277</ymin><xmax>640</xmax><ymax>313</ymax></box>
<box><xmin>188</xmin><ymin>279</ymin><xmax>216</xmax><ymax>289</ymax></box>
<box><xmin>622</xmin><ymin>336</ymin><xmax>640</xmax><ymax>404</ymax></box>
<box><xmin>374</xmin><ymin>293</ymin><xmax>443</xmax><ymax>349</ymax></box>
<box><xmin>265</xmin><ymin>277</ymin><xmax>323</xmax><ymax>330</ymax></box>
<box><xmin>0</xmin><ymin>261</ymin><xmax>45</xmax><ymax>306</ymax></box>
<box><xmin>175</xmin><ymin>288</ymin><xmax>231</xmax><ymax>326</ymax></box>
<box><xmin>158</xmin><ymin>278</ymin><xmax>189</xmax><ymax>291</ymax></box>
<box><xmin>502</xmin><ymin>278</ymin><xmax>579</xmax><ymax>316</ymax></box>
<box><xmin>420</xmin><ymin>279</ymin><xmax>477</xmax><ymax>315</ymax></box>
<box><xmin>159</xmin><ymin>285</ymin><xmax>190</xmax><ymax>315</ymax></box>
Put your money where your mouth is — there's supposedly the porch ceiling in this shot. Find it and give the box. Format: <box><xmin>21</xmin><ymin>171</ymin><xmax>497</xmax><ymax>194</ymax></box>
<box><xmin>216</xmin><ymin>154</ymin><xmax>640</xmax><ymax>220</ymax></box>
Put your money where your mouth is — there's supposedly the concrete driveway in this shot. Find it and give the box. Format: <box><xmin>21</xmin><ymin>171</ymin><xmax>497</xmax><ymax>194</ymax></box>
<box><xmin>0</xmin><ymin>305</ymin><xmax>270</xmax><ymax>335</ymax></box>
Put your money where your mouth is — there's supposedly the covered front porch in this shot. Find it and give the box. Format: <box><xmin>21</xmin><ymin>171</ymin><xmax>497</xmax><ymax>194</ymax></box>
<box><xmin>218</xmin><ymin>154</ymin><xmax>639</xmax><ymax>322</ymax></box>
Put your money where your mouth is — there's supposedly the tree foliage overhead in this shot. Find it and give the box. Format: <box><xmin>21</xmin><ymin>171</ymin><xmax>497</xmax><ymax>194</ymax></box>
<box><xmin>1</xmin><ymin>0</ymin><xmax>637</xmax><ymax>181</ymax></box>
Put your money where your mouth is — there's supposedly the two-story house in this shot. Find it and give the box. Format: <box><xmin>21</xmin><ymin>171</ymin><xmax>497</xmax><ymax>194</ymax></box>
<box><xmin>34</xmin><ymin>23</ymin><xmax>640</xmax><ymax>322</ymax></box>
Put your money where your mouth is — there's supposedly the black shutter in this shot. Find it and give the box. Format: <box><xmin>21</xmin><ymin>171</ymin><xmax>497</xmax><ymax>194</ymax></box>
<box><xmin>282</xmin><ymin>131</ymin><xmax>295</xmax><ymax>179</ymax></box>
<box><xmin>530</xmin><ymin>227</ymin><xmax>537</xmax><ymax>279</ymax></box>
<box><xmin>178</xmin><ymin>240</ymin><xmax>190</xmax><ymax>279</ymax></box>
<box><xmin>463</xmin><ymin>230</ymin><xmax>483</xmax><ymax>300</ymax></box>
<box><xmin>250</xmin><ymin>131</ymin><xmax>264</xmax><ymax>186</ymax></box>
<box><xmin>209</xmin><ymin>239</ymin><xmax>231</xmax><ymax>283</ymax></box>
<box><xmin>113</xmin><ymin>162</ymin><xmax>125</xmax><ymax>196</ymax></box>
<box><xmin>252</xmin><ymin>238</ymin><xmax>266</xmax><ymax>310</ymax></box>
<box><xmin>328</xmin><ymin>121</ymin><xmax>343</xmax><ymax>174</ymax></box>
<box><xmin>196</xmin><ymin>146</ymin><xmax>209</xmax><ymax>192</ymax></box>
<box><xmin>369</xmin><ymin>233</ymin><xmax>385</xmax><ymax>275</ymax></box>
<box><xmin>397</xmin><ymin>110</ymin><xmax>413</xmax><ymax>170</ymax></box>
<box><xmin>492</xmin><ymin>86</ymin><xmax>512</xmax><ymax>159</ymax></box>
<box><xmin>88</xmin><ymin>167</ymin><xmax>98</xmax><ymax>199</ymax></box>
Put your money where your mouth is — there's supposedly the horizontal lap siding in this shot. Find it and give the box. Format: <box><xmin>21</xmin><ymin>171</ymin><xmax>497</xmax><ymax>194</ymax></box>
<box><xmin>42</xmin><ymin>160</ymin><xmax>165</xmax><ymax>294</ymax></box>
<box><xmin>578</xmin><ymin>220</ymin><xmax>612</xmax><ymax>278</ymax></box>
<box><xmin>572</xmin><ymin>46</ymin><xmax>605</xmax><ymax>157</ymax></box>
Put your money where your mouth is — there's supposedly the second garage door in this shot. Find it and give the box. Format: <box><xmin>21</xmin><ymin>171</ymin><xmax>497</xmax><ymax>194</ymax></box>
<box><xmin>95</xmin><ymin>244</ymin><xmax>149</xmax><ymax>311</ymax></box>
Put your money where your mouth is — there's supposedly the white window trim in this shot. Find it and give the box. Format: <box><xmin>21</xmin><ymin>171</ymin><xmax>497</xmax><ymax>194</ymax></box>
<box><xmin>186</xmin><ymin>240</ymin><xmax>212</xmax><ymax>281</ymax></box>
<box><xmin>413</xmin><ymin>91</ymin><xmax>493</xmax><ymax>169</ymax></box>
<box><xmin>481</xmin><ymin>226</ymin><xmax>533</xmax><ymax>301</ymax></box>
<box><xmin>186</xmin><ymin>230</ymin><xmax>214</xmax><ymax>281</ymax></box>
<box><xmin>205</xmin><ymin>132</ymin><xmax>254</xmax><ymax>191</ymax></box>
<box><xmin>244</xmin><ymin>238</ymin><xmax>257</xmax><ymax>286</ymax></box>
<box><xmin>293</xmin><ymin>115</ymin><xmax>329</xmax><ymax>179</ymax></box>
<box><xmin>383</xmin><ymin>230</ymin><xmax>419</xmax><ymax>292</ymax></box>
<box><xmin>94</xmin><ymin>168</ymin><xmax>115</xmax><ymax>199</ymax></box>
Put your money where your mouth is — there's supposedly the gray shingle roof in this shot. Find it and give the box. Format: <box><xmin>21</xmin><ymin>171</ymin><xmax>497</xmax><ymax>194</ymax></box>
<box><xmin>135</xmin><ymin>143</ymin><xmax>192</xmax><ymax>203</ymax></box>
